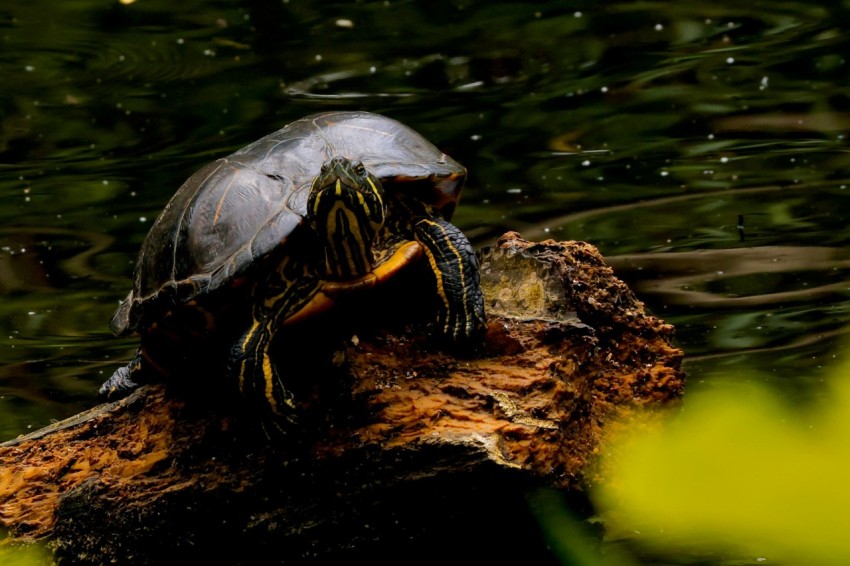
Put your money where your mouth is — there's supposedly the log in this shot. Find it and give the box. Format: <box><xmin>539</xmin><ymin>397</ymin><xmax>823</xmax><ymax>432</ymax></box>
<box><xmin>0</xmin><ymin>232</ymin><xmax>684</xmax><ymax>565</ymax></box>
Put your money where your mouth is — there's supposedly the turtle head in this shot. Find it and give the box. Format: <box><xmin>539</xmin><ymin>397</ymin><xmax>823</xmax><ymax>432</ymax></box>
<box><xmin>307</xmin><ymin>156</ymin><xmax>386</xmax><ymax>280</ymax></box>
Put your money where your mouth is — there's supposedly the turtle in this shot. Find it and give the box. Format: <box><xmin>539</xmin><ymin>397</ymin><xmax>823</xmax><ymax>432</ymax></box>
<box><xmin>101</xmin><ymin>110</ymin><xmax>486</xmax><ymax>430</ymax></box>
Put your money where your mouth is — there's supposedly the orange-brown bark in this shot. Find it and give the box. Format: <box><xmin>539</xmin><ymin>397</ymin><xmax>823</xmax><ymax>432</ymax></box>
<box><xmin>0</xmin><ymin>233</ymin><xmax>684</xmax><ymax>565</ymax></box>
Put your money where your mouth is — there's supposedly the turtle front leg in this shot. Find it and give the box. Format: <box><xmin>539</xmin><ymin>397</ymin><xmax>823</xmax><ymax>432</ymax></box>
<box><xmin>414</xmin><ymin>216</ymin><xmax>486</xmax><ymax>345</ymax></box>
<box><xmin>229</xmin><ymin>315</ymin><xmax>298</xmax><ymax>431</ymax></box>
<box><xmin>229</xmin><ymin>255</ymin><xmax>326</xmax><ymax>431</ymax></box>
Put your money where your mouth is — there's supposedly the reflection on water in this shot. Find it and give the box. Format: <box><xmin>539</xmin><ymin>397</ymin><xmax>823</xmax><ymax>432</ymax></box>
<box><xmin>613</xmin><ymin>246</ymin><xmax>850</xmax><ymax>309</ymax></box>
<box><xmin>2</xmin><ymin>2</ymin><xmax>850</xmax><ymax>559</ymax></box>
<box><xmin>0</xmin><ymin>226</ymin><xmax>124</xmax><ymax>434</ymax></box>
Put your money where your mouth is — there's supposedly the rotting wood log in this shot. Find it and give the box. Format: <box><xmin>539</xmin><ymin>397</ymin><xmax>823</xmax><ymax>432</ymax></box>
<box><xmin>0</xmin><ymin>232</ymin><xmax>684</xmax><ymax>565</ymax></box>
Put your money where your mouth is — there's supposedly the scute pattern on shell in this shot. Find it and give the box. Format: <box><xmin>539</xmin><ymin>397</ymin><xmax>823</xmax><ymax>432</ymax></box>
<box><xmin>112</xmin><ymin>111</ymin><xmax>466</xmax><ymax>336</ymax></box>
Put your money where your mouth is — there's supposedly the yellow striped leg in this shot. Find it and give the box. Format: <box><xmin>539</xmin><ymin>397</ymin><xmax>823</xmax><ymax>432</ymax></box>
<box><xmin>414</xmin><ymin>217</ymin><xmax>486</xmax><ymax>344</ymax></box>
<box><xmin>228</xmin><ymin>241</ymin><xmax>425</xmax><ymax>432</ymax></box>
<box><xmin>230</xmin><ymin>316</ymin><xmax>298</xmax><ymax>430</ymax></box>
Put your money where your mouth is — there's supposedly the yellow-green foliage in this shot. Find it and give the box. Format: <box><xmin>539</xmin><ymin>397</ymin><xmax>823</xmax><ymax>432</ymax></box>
<box><xmin>594</xmin><ymin>359</ymin><xmax>850</xmax><ymax>564</ymax></box>
<box><xmin>0</xmin><ymin>538</ymin><xmax>53</xmax><ymax>566</ymax></box>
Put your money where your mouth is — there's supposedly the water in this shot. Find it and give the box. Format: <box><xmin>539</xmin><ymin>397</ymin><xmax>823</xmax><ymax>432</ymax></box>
<box><xmin>2</xmin><ymin>0</ymin><xmax>849</xmax><ymax>561</ymax></box>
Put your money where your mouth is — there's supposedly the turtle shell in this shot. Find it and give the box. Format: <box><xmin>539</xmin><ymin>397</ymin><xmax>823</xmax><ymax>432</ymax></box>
<box><xmin>111</xmin><ymin>111</ymin><xmax>467</xmax><ymax>336</ymax></box>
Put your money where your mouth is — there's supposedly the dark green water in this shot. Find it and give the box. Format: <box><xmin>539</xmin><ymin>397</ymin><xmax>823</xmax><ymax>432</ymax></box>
<box><xmin>2</xmin><ymin>0</ymin><xmax>850</xmax><ymax>562</ymax></box>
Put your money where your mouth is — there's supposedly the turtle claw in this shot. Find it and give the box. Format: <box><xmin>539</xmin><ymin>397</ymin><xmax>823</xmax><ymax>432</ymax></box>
<box><xmin>99</xmin><ymin>363</ymin><xmax>142</xmax><ymax>401</ymax></box>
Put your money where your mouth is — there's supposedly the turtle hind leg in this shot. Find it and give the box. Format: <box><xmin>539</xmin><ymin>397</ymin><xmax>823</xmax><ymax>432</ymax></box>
<box><xmin>414</xmin><ymin>216</ymin><xmax>487</xmax><ymax>346</ymax></box>
<box><xmin>99</xmin><ymin>348</ymin><xmax>146</xmax><ymax>401</ymax></box>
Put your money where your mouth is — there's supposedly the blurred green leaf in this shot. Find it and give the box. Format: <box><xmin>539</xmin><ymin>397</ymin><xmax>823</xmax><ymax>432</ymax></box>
<box><xmin>593</xmin><ymin>351</ymin><xmax>850</xmax><ymax>564</ymax></box>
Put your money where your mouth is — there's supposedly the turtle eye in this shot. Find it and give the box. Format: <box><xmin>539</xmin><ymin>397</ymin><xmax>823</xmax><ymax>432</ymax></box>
<box><xmin>353</xmin><ymin>161</ymin><xmax>366</xmax><ymax>176</ymax></box>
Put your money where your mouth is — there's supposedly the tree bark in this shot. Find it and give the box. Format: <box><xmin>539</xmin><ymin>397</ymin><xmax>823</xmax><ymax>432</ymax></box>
<box><xmin>0</xmin><ymin>232</ymin><xmax>684</xmax><ymax>565</ymax></box>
